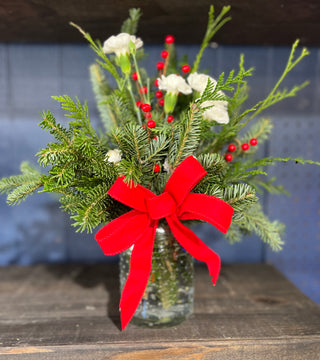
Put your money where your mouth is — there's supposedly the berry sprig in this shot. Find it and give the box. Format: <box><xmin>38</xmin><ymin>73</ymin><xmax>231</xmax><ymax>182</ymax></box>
<box><xmin>225</xmin><ymin>138</ymin><xmax>258</xmax><ymax>162</ymax></box>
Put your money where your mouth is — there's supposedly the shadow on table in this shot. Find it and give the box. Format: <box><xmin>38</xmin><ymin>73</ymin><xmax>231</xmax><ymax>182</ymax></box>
<box><xmin>45</xmin><ymin>262</ymin><xmax>122</xmax><ymax>330</ymax></box>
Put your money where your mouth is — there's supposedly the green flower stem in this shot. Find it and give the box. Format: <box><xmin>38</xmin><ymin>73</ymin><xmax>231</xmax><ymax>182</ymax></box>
<box><xmin>127</xmin><ymin>78</ymin><xmax>142</xmax><ymax>125</ymax></box>
<box><xmin>132</xmin><ymin>52</ymin><xmax>147</xmax><ymax>103</ymax></box>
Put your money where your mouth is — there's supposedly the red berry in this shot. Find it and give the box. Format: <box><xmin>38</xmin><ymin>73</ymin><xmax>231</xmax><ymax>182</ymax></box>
<box><xmin>181</xmin><ymin>64</ymin><xmax>191</xmax><ymax>73</ymax></box>
<box><xmin>136</xmin><ymin>100</ymin><xmax>142</xmax><ymax>108</ymax></box>
<box><xmin>132</xmin><ymin>72</ymin><xmax>138</xmax><ymax>81</ymax></box>
<box><xmin>142</xmin><ymin>124</ymin><xmax>146</xmax><ymax>129</ymax></box>
<box><xmin>228</xmin><ymin>144</ymin><xmax>236</xmax><ymax>152</ymax></box>
<box><xmin>153</xmin><ymin>136</ymin><xmax>157</xmax><ymax>141</ymax></box>
<box><xmin>154</xmin><ymin>164</ymin><xmax>161</xmax><ymax>173</ymax></box>
<box><xmin>154</xmin><ymin>79</ymin><xmax>159</xmax><ymax>87</ymax></box>
<box><xmin>159</xmin><ymin>98</ymin><xmax>165</xmax><ymax>106</ymax></box>
<box><xmin>161</xmin><ymin>50</ymin><xmax>169</xmax><ymax>58</ymax></box>
<box><xmin>147</xmin><ymin>120</ymin><xmax>156</xmax><ymax>128</ymax></box>
<box><xmin>155</xmin><ymin>90</ymin><xmax>163</xmax><ymax>98</ymax></box>
<box><xmin>157</xmin><ymin>62</ymin><xmax>164</xmax><ymax>70</ymax></box>
<box><xmin>242</xmin><ymin>143</ymin><xmax>250</xmax><ymax>151</ymax></box>
<box><xmin>141</xmin><ymin>103</ymin><xmax>151</xmax><ymax>112</ymax></box>
<box><xmin>165</xmin><ymin>35</ymin><xmax>175</xmax><ymax>44</ymax></box>
<box><xmin>140</xmin><ymin>86</ymin><xmax>148</xmax><ymax>94</ymax></box>
<box><xmin>250</xmin><ymin>138</ymin><xmax>258</xmax><ymax>146</ymax></box>
<box><xmin>167</xmin><ymin>115</ymin><xmax>174</xmax><ymax>123</ymax></box>
<box><xmin>144</xmin><ymin>112</ymin><xmax>152</xmax><ymax>119</ymax></box>
<box><xmin>225</xmin><ymin>154</ymin><xmax>233</xmax><ymax>162</ymax></box>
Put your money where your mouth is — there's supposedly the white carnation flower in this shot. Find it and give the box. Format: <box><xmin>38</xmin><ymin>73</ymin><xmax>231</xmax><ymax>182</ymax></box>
<box><xmin>103</xmin><ymin>33</ymin><xmax>143</xmax><ymax>57</ymax></box>
<box><xmin>201</xmin><ymin>100</ymin><xmax>229</xmax><ymax>124</ymax></box>
<box><xmin>157</xmin><ymin>74</ymin><xmax>192</xmax><ymax>95</ymax></box>
<box><xmin>105</xmin><ymin>149</ymin><xmax>122</xmax><ymax>164</ymax></box>
<box><xmin>187</xmin><ymin>72</ymin><xmax>217</xmax><ymax>94</ymax></box>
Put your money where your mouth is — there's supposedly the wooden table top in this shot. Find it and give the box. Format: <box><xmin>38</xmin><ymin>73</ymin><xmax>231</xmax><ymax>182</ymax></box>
<box><xmin>0</xmin><ymin>263</ymin><xmax>319</xmax><ymax>359</ymax></box>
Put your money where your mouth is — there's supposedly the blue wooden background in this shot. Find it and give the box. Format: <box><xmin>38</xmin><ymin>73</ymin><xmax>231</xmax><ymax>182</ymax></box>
<box><xmin>0</xmin><ymin>43</ymin><xmax>319</xmax><ymax>303</ymax></box>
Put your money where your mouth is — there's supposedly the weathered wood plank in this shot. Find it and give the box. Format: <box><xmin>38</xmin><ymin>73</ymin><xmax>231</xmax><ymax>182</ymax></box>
<box><xmin>0</xmin><ymin>0</ymin><xmax>319</xmax><ymax>45</ymax></box>
<box><xmin>1</xmin><ymin>340</ymin><xmax>320</xmax><ymax>360</ymax></box>
<box><xmin>0</xmin><ymin>264</ymin><xmax>319</xmax><ymax>359</ymax></box>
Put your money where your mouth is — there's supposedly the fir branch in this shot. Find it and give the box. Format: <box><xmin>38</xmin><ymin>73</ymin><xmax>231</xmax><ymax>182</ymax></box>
<box><xmin>70</xmin><ymin>183</ymin><xmax>112</xmax><ymax>233</ymax></box>
<box><xmin>121</xmin><ymin>8</ymin><xmax>142</xmax><ymax>35</ymax></box>
<box><xmin>247</xmin><ymin>177</ymin><xmax>290</xmax><ymax>195</ymax></box>
<box><xmin>0</xmin><ymin>162</ymin><xmax>43</xmax><ymax>205</ymax></box>
<box><xmin>52</xmin><ymin>95</ymin><xmax>97</xmax><ymax>139</ymax></box>
<box><xmin>237</xmin><ymin>203</ymin><xmax>285</xmax><ymax>251</ymax></box>
<box><xmin>225</xmin><ymin>223</ymin><xmax>243</xmax><ymax>244</ymax></box>
<box><xmin>141</xmin><ymin>135</ymin><xmax>169</xmax><ymax>164</ymax></box>
<box><xmin>223</xmin><ymin>184</ymin><xmax>258</xmax><ymax>213</ymax></box>
<box><xmin>89</xmin><ymin>64</ymin><xmax>118</xmax><ymax>130</ymax></box>
<box><xmin>172</xmin><ymin>104</ymin><xmax>202</xmax><ymax>168</ymax></box>
<box><xmin>39</xmin><ymin>111</ymin><xmax>72</xmax><ymax>145</ymax></box>
<box><xmin>192</xmin><ymin>5</ymin><xmax>231</xmax><ymax>72</ymax></box>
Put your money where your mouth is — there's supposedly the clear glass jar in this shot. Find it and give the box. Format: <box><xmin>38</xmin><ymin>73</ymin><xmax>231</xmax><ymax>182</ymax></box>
<box><xmin>119</xmin><ymin>222</ymin><xmax>194</xmax><ymax>328</ymax></box>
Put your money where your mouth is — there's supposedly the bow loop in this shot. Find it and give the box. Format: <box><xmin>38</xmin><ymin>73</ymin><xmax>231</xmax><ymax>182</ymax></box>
<box><xmin>145</xmin><ymin>192</ymin><xmax>176</xmax><ymax>220</ymax></box>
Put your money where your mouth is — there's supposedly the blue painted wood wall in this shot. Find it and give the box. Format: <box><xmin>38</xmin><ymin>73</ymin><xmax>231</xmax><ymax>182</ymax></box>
<box><xmin>0</xmin><ymin>43</ymin><xmax>319</xmax><ymax>303</ymax></box>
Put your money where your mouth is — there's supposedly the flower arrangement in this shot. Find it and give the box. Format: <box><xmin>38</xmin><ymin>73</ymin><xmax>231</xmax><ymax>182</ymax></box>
<box><xmin>1</xmin><ymin>5</ymin><xmax>319</xmax><ymax>329</ymax></box>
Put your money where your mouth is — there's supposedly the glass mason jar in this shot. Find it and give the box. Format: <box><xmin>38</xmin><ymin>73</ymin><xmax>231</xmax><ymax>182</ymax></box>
<box><xmin>119</xmin><ymin>222</ymin><xmax>194</xmax><ymax>328</ymax></box>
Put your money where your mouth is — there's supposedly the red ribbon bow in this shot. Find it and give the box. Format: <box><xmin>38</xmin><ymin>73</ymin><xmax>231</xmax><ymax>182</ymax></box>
<box><xmin>95</xmin><ymin>155</ymin><xmax>234</xmax><ymax>330</ymax></box>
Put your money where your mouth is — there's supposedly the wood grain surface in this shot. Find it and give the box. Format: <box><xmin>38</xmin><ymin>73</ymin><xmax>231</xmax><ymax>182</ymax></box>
<box><xmin>0</xmin><ymin>263</ymin><xmax>319</xmax><ymax>359</ymax></box>
<box><xmin>1</xmin><ymin>0</ymin><xmax>319</xmax><ymax>45</ymax></box>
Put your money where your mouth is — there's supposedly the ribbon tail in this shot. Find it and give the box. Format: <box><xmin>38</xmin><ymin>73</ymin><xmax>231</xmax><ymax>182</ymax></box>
<box><xmin>120</xmin><ymin>221</ymin><xmax>158</xmax><ymax>330</ymax></box>
<box><xmin>166</xmin><ymin>215</ymin><xmax>221</xmax><ymax>285</ymax></box>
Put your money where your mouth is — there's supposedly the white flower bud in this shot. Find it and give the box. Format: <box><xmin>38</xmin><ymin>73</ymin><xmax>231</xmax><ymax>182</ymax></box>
<box><xmin>105</xmin><ymin>149</ymin><xmax>122</xmax><ymax>164</ymax></box>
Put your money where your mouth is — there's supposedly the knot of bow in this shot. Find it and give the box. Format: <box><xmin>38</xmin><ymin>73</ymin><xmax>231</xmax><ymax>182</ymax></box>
<box><xmin>95</xmin><ymin>156</ymin><xmax>234</xmax><ymax>330</ymax></box>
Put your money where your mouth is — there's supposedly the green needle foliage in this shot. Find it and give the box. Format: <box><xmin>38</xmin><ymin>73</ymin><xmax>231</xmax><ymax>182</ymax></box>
<box><xmin>1</xmin><ymin>5</ymin><xmax>319</xmax><ymax>250</ymax></box>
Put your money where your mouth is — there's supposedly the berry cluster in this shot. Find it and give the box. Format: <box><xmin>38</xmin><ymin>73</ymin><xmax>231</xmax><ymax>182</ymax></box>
<box><xmin>225</xmin><ymin>138</ymin><xmax>258</xmax><ymax>162</ymax></box>
<box><xmin>132</xmin><ymin>34</ymin><xmax>192</xmax><ymax>174</ymax></box>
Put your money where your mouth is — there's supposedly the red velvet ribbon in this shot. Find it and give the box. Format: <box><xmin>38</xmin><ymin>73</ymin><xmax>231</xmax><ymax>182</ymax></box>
<box><xmin>95</xmin><ymin>155</ymin><xmax>234</xmax><ymax>330</ymax></box>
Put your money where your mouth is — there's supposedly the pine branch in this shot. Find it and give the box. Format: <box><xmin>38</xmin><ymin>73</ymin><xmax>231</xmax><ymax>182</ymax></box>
<box><xmin>121</xmin><ymin>8</ymin><xmax>142</xmax><ymax>35</ymax></box>
<box><xmin>39</xmin><ymin>111</ymin><xmax>72</xmax><ymax>145</ymax></box>
<box><xmin>0</xmin><ymin>162</ymin><xmax>43</xmax><ymax>205</ymax></box>
<box><xmin>89</xmin><ymin>64</ymin><xmax>118</xmax><ymax>130</ymax></box>
<box><xmin>171</xmin><ymin>104</ymin><xmax>202</xmax><ymax>168</ymax></box>
<box><xmin>237</xmin><ymin>203</ymin><xmax>285</xmax><ymax>251</ymax></box>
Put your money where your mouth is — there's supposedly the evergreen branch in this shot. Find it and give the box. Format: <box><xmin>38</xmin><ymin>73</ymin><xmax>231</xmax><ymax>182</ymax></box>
<box><xmin>52</xmin><ymin>95</ymin><xmax>97</xmax><ymax>139</ymax></box>
<box><xmin>225</xmin><ymin>223</ymin><xmax>242</xmax><ymax>244</ymax></box>
<box><xmin>142</xmin><ymin>135</ymin><xmax>169</xmax><ymax>164</ymax></box>
<box><xmin>192</xmin><ymin>5</ymin><xmax>231</xmax><ymax>72</ymax></box>
<box><xmin>70</xmin><ymin>183</ymin><xmax>112</xmax><ymax>233</ymax></box>
<box><xmin>173</xmin><ymin>104</ymin><xmax>202</xmax><ymax>168</ymax></box>
<box><xmin>6</xmin><ymin>182</ymin><xmax>42</xmax><ymax>205</ymax></box>
<box><xmin>237</xmin><ymin>203</ymin><xmax>285</xmax><ymax>251</ymax></box>
<box><xmin>223</xmin><ymin>184</ymin><xmax>258</xmax><ymax>213</ymax></box>
<box><xmin>69</xmin><ymin>22</ymin><xmax>121</xmax><ymax>85</ymax></box>
<box><xmin>247</xmin><ymin>177</ymin><xmax>290</xmax><ymax>195</ymax></box>
<box><xmin>121</xmin><ymin>8</ymin><xmax>142</xmax><ymax>35</ymax></box>
<box><xmin>0</xmin><ymin>162</ymin><xmax>42</xmax><ymax>203</ymax></box>
<box><xmin>89</xmin><ymin>64</ymin><xmax>118</xmax><ymax>130</ymax></box>
<box><xmin>39</xmin><ymin>111</ymin><xmax>72</xmax><ymax>145</ymax></box>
